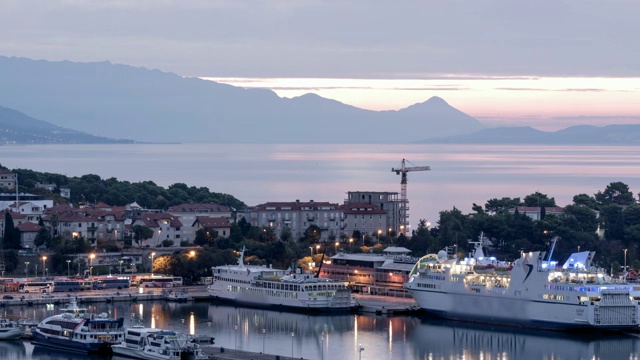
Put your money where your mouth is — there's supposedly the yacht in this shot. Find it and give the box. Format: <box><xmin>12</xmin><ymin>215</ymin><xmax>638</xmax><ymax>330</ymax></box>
<box><xmin>111</xmin><ymin>325</ymin><xmax>208</xmax><ymax>360</ymax></box>
<box><xmin>405</xmin><ymin>240</ymin><xmax>640</xmax><ymax>330</ymax></box>
<box><xmin>208</xmin><ymin>247</ymin><xmax>357</xmax><ymax>312</ymax></box>
<box><xmin>0</xmin><ymin>317</ymin><xmax>24</xmax><ymax>340</ymax></box>
<box><xmin>31</xmin><ymin>298</ymin><xmax>124</xmax><ymax>353</ymax></box>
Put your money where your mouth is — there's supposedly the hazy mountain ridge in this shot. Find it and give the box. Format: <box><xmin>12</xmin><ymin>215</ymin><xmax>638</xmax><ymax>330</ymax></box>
<box><xmin>0</xmin><ymin>56</ymin><xmax>485</xmax><ymax>144</ymax></box>
<box><xmin>0</xmin><ymin>106</ymin><xmax>136</xmax><ymax>144</ymax></box>
<box><xmin>418</xmin><ymin>124</ymin><xmax>640</xmax><ymax>144</ymax></box>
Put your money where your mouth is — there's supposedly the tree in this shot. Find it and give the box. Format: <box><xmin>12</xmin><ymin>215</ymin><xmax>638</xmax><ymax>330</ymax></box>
<box><xmin>523</xmin><ymin>192</ymin><xmax>556</xmax><ymax>207</ymax></box>
<box><xmin>34</xmin><ymin>228</ymin><xmax>52</xmax><ymax>249</ymax></box>
<box><xmin>595</xmin><ymin>182</ymin><xmax>634</xmax><ymax>207</ymax></box>
<box><xmin>484</xmin><ymin>197</ymin><xmax>521</xmax><ymax>214</ymax></box>
<box><xmin>572</xmin><ymin>194</ymin><xmax>597</xmax><ymax>209</ymax></box>
<box><xmin>2</xmin><ymin>211</ymin><xmax>21</xmax><ymax>250</ymax></box>
<box><xmin>132</xmin><ymin>225</ymin><xmax>154</xmax><ymax>248</ymax></box>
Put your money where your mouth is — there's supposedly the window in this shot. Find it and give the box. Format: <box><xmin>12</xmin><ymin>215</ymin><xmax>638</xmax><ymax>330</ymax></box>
<box><xmin>78</xmin><ymin>223</ymin><xmax>82</xmax><ymax>227</ymax></box>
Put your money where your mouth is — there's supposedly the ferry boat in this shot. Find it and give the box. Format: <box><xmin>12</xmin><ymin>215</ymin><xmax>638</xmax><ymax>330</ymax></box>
<box><xmin>0</xmin><ymin>317</ymin><xmax>24</xmax><ymax>340</ymax></box>
<box><xmin>405</xmin><ymin>241</ymin><xmax>640</xmax><ymax>331</ymax></box>
<box><xmin>208</xmin><ymin>247</ymin><xmax>357</xmax><ymax>312</ymax></box>
<box><xmin>111</xmin><ymin>325</ymin><xmax>208</xmax><ymax>360</ymax></box>
<box><xmin>31</xmin><ymin>298</ymin><xmax>125</xmax><ymax>353</ymax></box>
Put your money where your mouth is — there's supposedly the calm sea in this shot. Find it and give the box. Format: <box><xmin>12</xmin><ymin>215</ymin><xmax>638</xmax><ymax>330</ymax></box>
<box><xmin>2</xmin><ymin>301</ymin><xmax>638</xmax><ymax>360</ymax></box>
<box><xmin>2</xmin><ymin>144</ymin><xmax>639</xmax><ymax>227</ymax></box>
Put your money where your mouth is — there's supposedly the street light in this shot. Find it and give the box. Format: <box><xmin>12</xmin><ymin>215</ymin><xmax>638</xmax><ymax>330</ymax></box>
<box><xmin>234</xmin><ymin>325</ymin><xmax>238</xmax><ymax>350</ymax></box>
<box><xmin>41</xmin><ymin>256</ymin><xmax>47</xmax><ymax>277</ymax></box>
<box><xmin>261</xmin><ymin>328</ymin><xmax>266</xmax><ymax>354</ymax></box>
<box><xmin>150</xmin><ymin>252</ymin><xmax>156</xmax><ymax>276</ymax></box>
<box><xmin>119</xmin><ymin>260</ymin><xmax>123</xmax><ymax>274</ymax></box>
<box><xmin>309</xmin><ymin>246</ymin><xmax>313</xmax><ymax>256</ymax></box>
<box><xmin>189</xmin><ymin>250</ymin><xmax>196</xmax><ymax>258</ymax></box>
<box><xmin>291</xmin><ymin>332</ymin><xmax>294</xmax><ymax>358</ymax></box>
<box><xmin>66</xmin><ymin>260</ymin><xmax>71</xmax><ymax>277</ymax></box>
<box><xmin>624</xmin><ymin>248</ymin><xmax>628</xmax><ymax>272</ymax></box>
<box><xmin>25</xmin><ymin>262</ymin><xmax>29</xmax><ymax>278</ymax></box>
<box><xmin>89</xmin><ymin>253</ymin><xmax>95</xmax><ymax>278</ymax></box>
<box><xmin>359</xmin><ymin>344</ymin><xmax>365</xmax><ymax>360</ymax></box>
<box><xmin>335</xmin><ymin>241</ymin><xmax>339</xmax><ymax>254</ymax></box>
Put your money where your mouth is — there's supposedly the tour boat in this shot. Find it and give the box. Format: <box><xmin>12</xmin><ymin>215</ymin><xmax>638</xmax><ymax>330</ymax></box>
<box><xmin>165</xmin><ymin>291</ymin><xmax>188</xmax><ymax>303</ymax></box>
<box><xmin>31</xmin><ymin>298</ymin><xmax>125</xmax><ymax>353</ymax></box>
<box><xmin>208</xmin><ymin>247</ymin><xmax>357</xmax><ymax>312</ymax></box>
<box><xmin>111</xmin><ymin>325</ymin><xmax>208</xmax><ymax>360</ymax></box>
<box><xmin>0</xmin><ymin>317</ymin><xmax>24</xmax><ymax>340</ymax></box>
<box><xmin>405</xmin><ymin>240</ymin><xmax>640</xmax><ymax>331</ymax></box>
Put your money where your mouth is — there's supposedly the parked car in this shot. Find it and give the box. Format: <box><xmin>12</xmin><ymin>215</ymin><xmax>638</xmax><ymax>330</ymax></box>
<box><xmin>2</xmin><ymin>295</ymin><xmax>14</xmax><ymax>300</ymax></box>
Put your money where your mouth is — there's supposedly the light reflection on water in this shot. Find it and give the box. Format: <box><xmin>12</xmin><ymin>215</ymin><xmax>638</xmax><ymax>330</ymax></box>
<box><xmin>2</xmin><ymin>301</ymin><xmax>640</xmax><ymax>360</ymax></box>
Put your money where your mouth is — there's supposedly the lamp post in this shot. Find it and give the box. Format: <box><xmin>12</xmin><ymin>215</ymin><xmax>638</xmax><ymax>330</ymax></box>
<box><xmin>25</xmin><ymin>262</ymin><xmax>29</xmax><ymax>278</ymax></box>
<box><xmin>316</xmin><ymin>244</ymin><xmax>320</xmax><ymax>254</ymax></box>
<box><xmin>119</xmin><ymin>260</ymin><xmax>123</xmax><ymax>274</ymax></box>
<box><xmin>624</xmin><ymin>248</ymin><xmax>628</xmax><ymax>272</ymax></box>
<box><xmin>41</xmin><ymin>256</ymin><xmax>47</xmax><ymax>277</ymax></box>
<box><xmin>89</xmin><ymin>253</ymin><xmax>95</xmax><ymax>278</ymax></box>
<box><xmin>291</xmin><ymin>332</ymin><xmax>294</xmax><ymax>358</ymax></box>
<box><xmin>234</xmin><ymin>325</ymin><xmax>238</xmax><ymax>350</ymax></box>
<box><xmin>35</xmin><ymin>264</ymin><xmax>38</xmax><ymax>279</ymax></box>
<box><xmin>261</xmin><ymin>328</ymin><xmax>266</xmax><ymax>354</ymax></box>
<box><xmin>150</xmin><ymin>252</ymin><xmax>156</xmax><ymax>276</ymax></box>
<box><xmin>309</xmin><ymin>246</ymin><xmax>313</xmax><ymax>256</ymax></box>
<box><xmin>66</xmin><ymin>260</ymin><xmax>71</xmax><ymax>277</ymax></box>
<box><xmin>335</xmin><ymin>241</ymin><xmax>339</xmax><ymax>254</ymax></box>
<box><xmin>359</xmin><ymin>344</ymin><xmax>365</xmax><ymax>360</ymax></box>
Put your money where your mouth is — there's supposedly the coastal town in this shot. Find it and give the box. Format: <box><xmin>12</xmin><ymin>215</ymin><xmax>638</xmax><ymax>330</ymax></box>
<box><xmin>2</xmin><ymin>164</ymin><xmax>640</xmax><ymax>358</ymax></box>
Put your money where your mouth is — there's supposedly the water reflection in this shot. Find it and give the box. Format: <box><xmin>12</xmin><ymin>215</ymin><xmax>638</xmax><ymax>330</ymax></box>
<box><xmin>2</xmin><ymin>301</ymin><xmax>640</xmax><ymax>359</ymax></box>
<box><xmin>412</xmin><ymin>318</ymin><xmax>640</xmax><ymax>360</ymax></box>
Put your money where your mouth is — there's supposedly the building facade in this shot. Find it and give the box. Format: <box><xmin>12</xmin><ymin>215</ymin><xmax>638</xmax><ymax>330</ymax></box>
<box><xmin>345</xmin><ymin>191</ymin><xmax>404</xmax><ymax>235</ymax></box>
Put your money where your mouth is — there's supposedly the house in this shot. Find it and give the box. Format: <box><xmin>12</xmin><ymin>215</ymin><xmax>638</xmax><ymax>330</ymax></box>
<box><xmin>131</xmin><ymin>213</ymin><xmax>184</xmax><ymax>247</ymax></box>
<box><xmin>192</xmin><ymin>216</ymin><xmax>231</xmax><ymax>238</ymax></box>
<box><xmin>167</xmin><ymin>203</ymin><xmax>232</xmax><ymax>243</ymax></box>
<box><xmin>0</xmin><ymin>169</ymin><xmax>16</xmax><ymax>190</ymax></box>
<box><xmin>508</xmin><ymin>206</ymin><xmax>566</xmax><ymax>220</ymax></box>
<box><xmin>17</xmin><ymin>221</ymin><xmax>41</xmax><ymax>250</ymax></box>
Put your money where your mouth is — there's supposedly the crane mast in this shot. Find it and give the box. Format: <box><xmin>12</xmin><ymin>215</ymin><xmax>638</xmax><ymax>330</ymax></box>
<box><xmin>391</xmin><ymin>159</ymin><xmax>430</xmax><ymax>235</ymax></box>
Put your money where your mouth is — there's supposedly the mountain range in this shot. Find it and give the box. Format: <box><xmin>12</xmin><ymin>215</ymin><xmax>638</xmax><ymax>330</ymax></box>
<box><xmin>1</xmin><ymin>55</ymin><xmax>638</xmax><ymax>145</ymax></box>
<box><xmin>0</xmin><ymin>56</ymin><xmax>483</xmax><ymax>144</ymax></box>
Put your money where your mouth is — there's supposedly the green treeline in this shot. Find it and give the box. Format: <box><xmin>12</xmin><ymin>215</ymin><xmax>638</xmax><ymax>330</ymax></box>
<box><xmin>7</xmin><ymin>167</ymin><xmax>246</xmax><ymax>211</ymax></box>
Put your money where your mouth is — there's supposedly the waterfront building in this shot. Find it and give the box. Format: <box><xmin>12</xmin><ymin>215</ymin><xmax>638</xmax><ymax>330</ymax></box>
<box><xmin>239</xmin><ymin>200</ymin><xmax>343</xmax><ymax>242</ymax></box>
<box><xmin>167</xmin><ymin>203</ymin><xmax>232</xmax><ymax>243</ymax></box>
<box><xmin>507</xmin><ymin>206</ymin><xmax>566</xmax><ymax>220</ymax></box>
<box><xmin>344</xmin><ymin>191</ymin><xmax>404</xmax><ymax>235</ymax></box>
<box><xmin>339</xmin><ymin>202</ymin><xmax>388</xmax><ymax>242</ymax></box>
<box><xmin>320</xmin><ymin>246</ymin><xmax>417</xmax><ymax>297</ymax></box>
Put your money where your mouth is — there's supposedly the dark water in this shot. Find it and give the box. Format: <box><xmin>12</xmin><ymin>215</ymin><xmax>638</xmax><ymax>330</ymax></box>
<box><xmin>2</xmin><ymin>300</ymin><xmax>639</xmax><ymax>360</ymax></box>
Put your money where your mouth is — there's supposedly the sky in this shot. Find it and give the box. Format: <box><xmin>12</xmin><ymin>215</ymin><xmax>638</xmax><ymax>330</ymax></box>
<box><xmin>1</xmin><ymin>0</ymin><xmax>639</xmax><ymax>130</ymax></box>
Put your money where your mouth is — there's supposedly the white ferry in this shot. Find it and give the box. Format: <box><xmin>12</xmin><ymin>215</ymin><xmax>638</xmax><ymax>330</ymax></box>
<box><xmin>31</xmin><ymin>298</ymin><xmax>125</xmax><ymax>353</ymax></box>
<box><xmin>208</xmin><ymin>248</ymin><xmax>357</xmax><ymax>312</ymax></box>
<box><xmin>405</xmin><ymin>243</ymin><xmax>640</xmax><ymax>330</ymax></box>
<box><xmin>111</xmin><ymin>325</ymin><xmax>208</xmax><ymax>360</ymax></box>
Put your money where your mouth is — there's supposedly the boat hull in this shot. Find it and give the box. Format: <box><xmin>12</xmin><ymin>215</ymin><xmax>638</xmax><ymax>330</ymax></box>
<box><xmin>209</xmin><ymin>294</ymin><xmax>357</xmax><ymax>313</ymax></box>
<box><xmin>0</xmin><ymin>327</ymin><xmax>24</xmax><ymax>340</ymax></box>
<box><xmin>32</xmin><ymin>331</ymin><xmax>113</xmax><ymax>353</ymax></box>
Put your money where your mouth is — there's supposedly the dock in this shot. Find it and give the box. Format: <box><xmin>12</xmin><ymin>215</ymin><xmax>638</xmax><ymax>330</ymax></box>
<box><xmin>204</xmin><ymin>347</ymin><xmax>308</xmax><ymax>360</ymax></box>
<box><xmin>355</xmin><ymin>294</ymin><xmax>422</xmax><ymax>315</ymax></box>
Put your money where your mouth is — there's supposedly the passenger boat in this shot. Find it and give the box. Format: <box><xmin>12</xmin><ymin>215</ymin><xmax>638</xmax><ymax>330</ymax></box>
<box><xmin>111</xmin><ymin>325</ymin><xmax>208</xmax><ymax>360</ymax></box>
<box><xmin>0</xmin><ymin>317</ymin><xmax>24</xmax><ymax>340</ymax></box>
<box><xmin>165</xmin><ymin>290</ymin><xmax>188</xmax><ymax>303</ymax></box>
<box><xmin>208</xmin><ymin>247</ymin><xmax>357</xmax><ymax>312</ymax></box>
<box><xmin>405</xmin><ymin>239</ymin><xmax>640</xmax><ymax>331</ymax></box>
<box><xmin>31</xmin><ymin>298</ymin><xmax>125</xmax><ymax>353</ymax></box>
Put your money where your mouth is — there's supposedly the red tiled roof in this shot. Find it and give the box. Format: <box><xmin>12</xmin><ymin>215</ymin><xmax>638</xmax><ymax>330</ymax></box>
<box><xmin>17</xmin><ymin>222</ymin><xmax>41</xmax><ymax>232</ymax></box>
